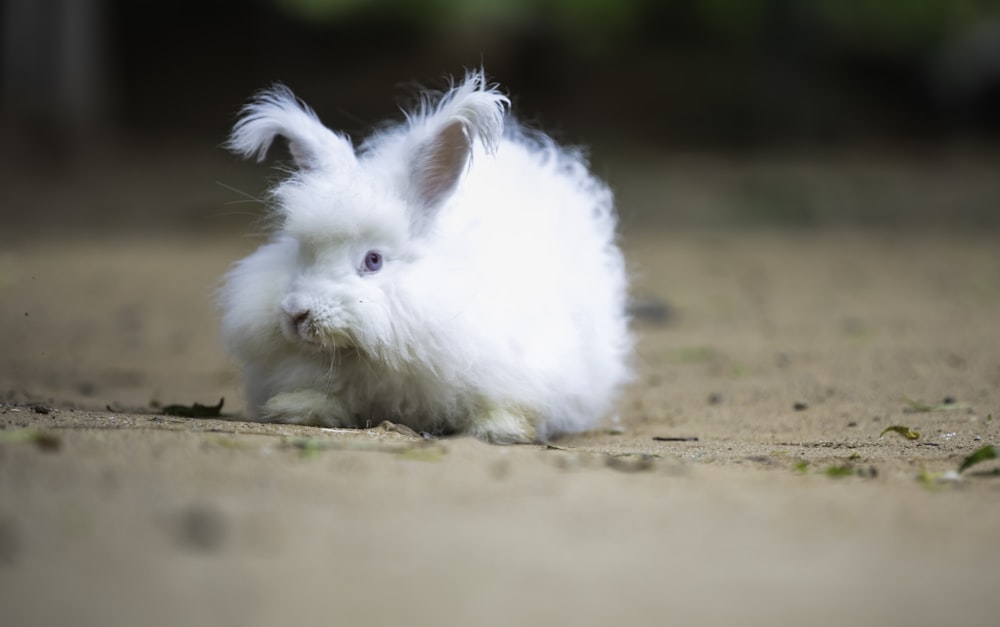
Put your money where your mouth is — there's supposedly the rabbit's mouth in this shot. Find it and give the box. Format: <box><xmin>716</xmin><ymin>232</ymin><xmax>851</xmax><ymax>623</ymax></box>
<box><xmin>322</xmin><ymin>330</ymin><xmax>359</xmax><ymax>352</ymax></box>
<box><xmin>280</xmin><ymin>297</ymin><xmax>352</xmax><ymax>347</ymax></box>
<box><xmin>281</xmin><ymin>312</ymin><xmax>359</xmax><ymax>353</ymax></box>
<box><xmin>280</xmin><ymin>308</ymin><xmax>315</xmax><ymax>344</ymax></box>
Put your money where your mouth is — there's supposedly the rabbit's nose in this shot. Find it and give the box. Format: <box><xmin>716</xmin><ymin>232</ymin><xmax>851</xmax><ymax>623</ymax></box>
<box><xmin>284</xmin><ymin>306</ymin><xmax>312</xmax><ymax>335</ymax></box>
<box><xmin>288</xmin><ymin>309</ymin><xmax>310</xmax><ymax>327</ymax></box>
<box><xmin>281</xmin><ymin>295</ymin><xmax>310</xmax><ymax>321</ymax></box>
<box><xmin>280</xmin><ymin>295</ymin><xmax>314</xmax><ymax>340</ymax></box>
<box><xmin>281</xmin><ymin>306</ymin><xmax>314</xmax><ymax>343</ymax></box>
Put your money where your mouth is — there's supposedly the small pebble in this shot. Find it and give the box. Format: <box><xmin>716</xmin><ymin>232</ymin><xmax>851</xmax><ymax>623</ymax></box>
<box><xmin>793</xmin><ymin>402</ymin><xmax>809</xmax><ymax>411</ymax></box>
<box><xmin>939</xmin><ymin>470</ymin><xmax>962</xmax><ymax>482</ymax></box>
<box><xmin>605</xmin><ymin>454</ymin><xmax>656</xmax><ymax>473</ymax></box>
<box><xmin>0</xmin><ymin>517</ymin><xmax>19</xmax><ymax>565</ymax></box>
<box><xmin>489</xmin><ymin>460</ymin><xmax>511</xmax><ymax>480</ymax></box>
<box><xmin>859</xmin><ymin>466</ymin><xmax>878</xmax><ymax>479</ymax></box>
<box><xmin>174</xmin><ymin>506</ymin><xmax>226</xmax><ymax>552</ymax></box>
<box><xmin>33</xmin><ymin>432</ymin><xmax>62</xmax><ymax>452</ymax></box>
<box><xmin>627</xmin><ymin>296</ymin><xmax>673</xmax><ymax>324</ymax></box>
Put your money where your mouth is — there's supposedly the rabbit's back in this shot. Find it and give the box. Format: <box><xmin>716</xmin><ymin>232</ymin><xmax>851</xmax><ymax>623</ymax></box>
<box><xmin>407</xmin><ymin>130</ymin><xmax>631</xmax><ymax>438</ymax></box>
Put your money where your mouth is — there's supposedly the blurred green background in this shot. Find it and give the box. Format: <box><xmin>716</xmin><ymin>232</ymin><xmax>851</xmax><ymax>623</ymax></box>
<box><xmin>3</xmin><ymin>0</ymin><xmax>1000</xmax><ymax>232</ymax></box>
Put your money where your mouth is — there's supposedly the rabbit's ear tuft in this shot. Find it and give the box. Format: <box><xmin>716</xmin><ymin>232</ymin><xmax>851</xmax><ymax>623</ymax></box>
<box><xmin>227</xmin><ymin>84</ymin><xmax>355</xmax><ymax>171</ymax></box>
<box><xmin>408</xmin><ymin>71</ymin><xmax>508</xmax><ymax>213</ymax></box>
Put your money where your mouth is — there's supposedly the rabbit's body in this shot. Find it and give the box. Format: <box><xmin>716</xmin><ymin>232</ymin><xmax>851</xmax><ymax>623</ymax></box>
<box><xmin>221</xmin><ymin>72</ymin><xmax>630</xmax><ymax>443</ymax></box>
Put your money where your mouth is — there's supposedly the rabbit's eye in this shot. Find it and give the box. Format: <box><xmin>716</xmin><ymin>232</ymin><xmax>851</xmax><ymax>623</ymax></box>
<box><xmin>362</xmin><ymin>250</ymin><xmax>383</xmax><ymax>273</ymax></box>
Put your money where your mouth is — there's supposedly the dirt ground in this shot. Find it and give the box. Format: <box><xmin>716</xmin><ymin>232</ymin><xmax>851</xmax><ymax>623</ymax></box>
<box><xmin>1</xmin><ymin>228</ymin><xmax>999</xmax><ymax>627</ymax></box>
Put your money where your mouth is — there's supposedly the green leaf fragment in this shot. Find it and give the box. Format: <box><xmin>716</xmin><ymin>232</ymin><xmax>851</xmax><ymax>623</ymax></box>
<box><xmin>917</xmin><ymin>468</ymin><xmax>962</xmax><ymax>489</ymax></box>
<box><xmin>281</xmin><ymin>437</ymin><xmax>331</xmax><ymax>459</ymax></box>
<box><xmin>880</xmin><ymin>425</ymin><xmax>920</xmax><ymax>440</ymax></box>
<box><xmin>958</xmin><ymin>445</ymin><xmax>998</xmax><ymax>474</ymax></box>
<box><xmin>673</xmin><ymin>346</ymin><xmax>717</xmax><ymax>363</ymax></box>
<box><xmin>0</xmin><ymin>429</ymin><xmax>38</xmax><ymax>444</ymax></box>
<box><xmin>917</xmin><ymin>468</ymin><xmax>944</xmax><ymax>490</ymax></box>
<box><xmin>291</xmin><ymin>438</ymin><xmax>327</xmax><ymax>451</ymax></box>
<box><xmin>902</xmin><ymin>397</ymin><xmax>968</xmax><ymax>413</ymax></box>
<box><xmin>824</xmin><ymin>465</ymin><xmax>854</xmax><ymax>478</ymax></box>
<box><xmin>295</xmin><ymin>438</ymin><xmax>327</xmax><ymax>459</ymax></box>
<box><xmin>0</xmin><ymin>429</ymin><xmax>61</xmax><ymax>450</ymax></box>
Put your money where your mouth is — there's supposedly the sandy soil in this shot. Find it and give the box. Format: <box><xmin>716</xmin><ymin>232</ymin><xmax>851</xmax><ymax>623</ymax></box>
<box><xmin>1</xmin><ymin>229</ymin><xmax>999</xmax><ymax>627</ymax></box>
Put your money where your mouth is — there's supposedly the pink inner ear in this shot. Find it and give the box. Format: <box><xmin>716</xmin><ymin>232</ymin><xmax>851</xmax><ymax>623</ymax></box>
<box><xmin>414</xmin><ymin>119</ymin><xmax>471</xmax><ymax>209</ymax></box>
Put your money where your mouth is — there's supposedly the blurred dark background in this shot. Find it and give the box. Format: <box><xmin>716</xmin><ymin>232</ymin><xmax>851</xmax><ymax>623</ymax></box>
<box><xmin>3</xmin><ymin>0</ymin><xmax>1000</xmax><ymax>232</ymax></box>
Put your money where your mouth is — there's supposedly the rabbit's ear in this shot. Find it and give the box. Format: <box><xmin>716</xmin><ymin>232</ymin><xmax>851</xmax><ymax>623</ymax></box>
<box><xmin>227</xmin><ymin>84</ymin><xmax>355</xmax><ymax>171</ymax></box>
<box><xmin>408</xmin><ymin>72</ymin><xmax>508</xmax><ymax>217</ymax></box>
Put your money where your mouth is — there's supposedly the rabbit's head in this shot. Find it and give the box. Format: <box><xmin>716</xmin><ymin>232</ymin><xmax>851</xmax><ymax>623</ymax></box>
<box><xmin>225</xmin><ymin>74</ymin><xmax>508</xmax><ymax>360</ymax></box>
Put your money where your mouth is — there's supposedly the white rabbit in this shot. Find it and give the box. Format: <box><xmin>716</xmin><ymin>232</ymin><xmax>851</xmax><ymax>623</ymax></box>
<box><xmin>220</xmin><ymin>71</ymin><xmax>631</xmax><ymax>443</ymax></box>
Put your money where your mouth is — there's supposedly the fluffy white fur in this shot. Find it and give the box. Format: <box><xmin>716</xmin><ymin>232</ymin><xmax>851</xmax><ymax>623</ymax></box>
<box><xmin>220</xmin><ymin>71</ymin><xmax>631</xmax><ymax>443</ymax></box>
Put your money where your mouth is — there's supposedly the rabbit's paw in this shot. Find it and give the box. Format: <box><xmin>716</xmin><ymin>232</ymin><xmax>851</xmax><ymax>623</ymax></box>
<box><xmin>467</xmin><ymin>406</ymin><xmax>538</xmax><ymax>445</ymax></box>
<box><xmin>261</xmin><ymin>390</ymin><xmax>349</xmax><ymax>427</ymax></box>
